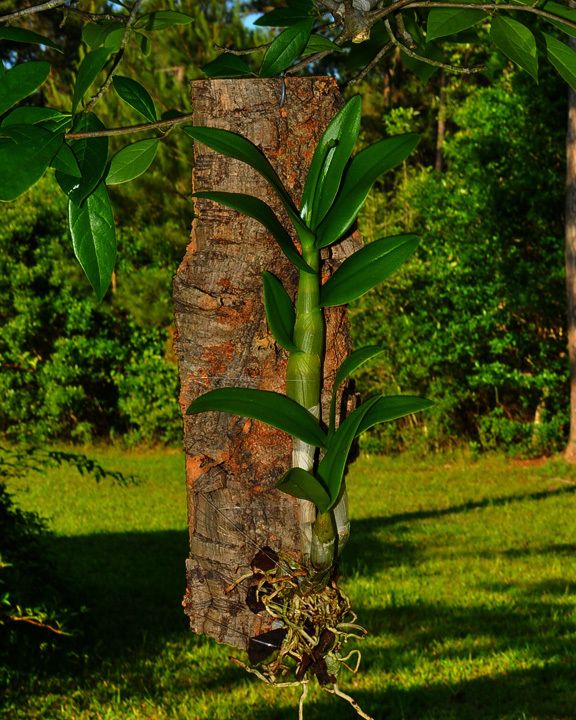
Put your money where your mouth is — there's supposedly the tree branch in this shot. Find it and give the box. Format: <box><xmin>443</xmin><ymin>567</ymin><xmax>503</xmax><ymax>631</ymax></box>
<box><xmin>65</xmin><ymin>112</ymin><xmax>196</xmax><ymax>139</ymax></box>
<box><xmin>346</xmin><ymin>40</ymin><xmax>394</xmax><ymax>85</ymax></box>
<box><xmin>0</xmin><ymin>0</ymin><xmax>68</xmax><ymax>24</ymax></box>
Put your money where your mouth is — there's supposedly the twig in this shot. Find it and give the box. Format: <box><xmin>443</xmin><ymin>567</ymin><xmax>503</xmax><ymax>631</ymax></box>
<box><xmin>65</xmin><ymin>111</ymin><xmax>195</xmax><ymax>139</ymax></box>
<box><xmin>83</xmin><ymin>0</ymin><xmax>142</xmax><ymax>113</ymax></box>
<box><xmin>0</xmin><ymin>0</ymin><xmax>67</xmax><ymax>24</ymax></box>
<box><xmin>213</xmin><ymin>41</ymin><xmax>271</xmax><ymax>56</ymax></box>
<box><xmin>68</xmin><ymin>8</ymin><xmax>127</xmax><ymax>22</ymax></box>
<box><xmin>9</xmin><ymin>615</ymin><xmax>72</xmax><ymax>636</ymax></box>
<box><xmin>347</xmin><ymin>40</ymin><xmax>393</xmax><ymax>85</ymax></box>
<box><xmin>385</xmin><ymin>18</ymin><xmax>484</xmax><ymax>74</ymax></box>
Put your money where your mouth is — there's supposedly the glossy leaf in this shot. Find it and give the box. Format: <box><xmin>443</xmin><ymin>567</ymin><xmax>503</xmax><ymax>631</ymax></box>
<box><xmin>137</xmin><ymin>32</ymin><xmax>152</xmax><ymax>56</ymax></box>
<box><xmin>260</xmin><ymin>20</ymin><xmax>314</xmax><ymax>77</ymax></box>
<box><xmin>69</xmin><ymin>183</ymin><xmax>116</xmax><ymax>301</ymax></box>
<box><xmin>51</xmin><ymin>143</ymin><xmax>81</xmax><ymax>177</ymax></box>
<box><xmin>303</xmin><ymin>34</ymin><xmax>343</xmax><ymax>56</ymax></box>
<box><xmin>202</xmin><ymin>54</ymin><xmax>253</xmax><ymax>78</ymax></box>
<box><xmin>255</xmin><ymin>0</ymin><xmax>315</xmax><ymax>27</ymax></box>
<box><xmin>427</xmin><ymin>8</ymin><xmax>487</xmax><ymax>41</ymax></box>
<box><xmin>329</xmin><ymin>346</ymin><xmax>384</xmax><ymax>432</ymax></box>
<box><xmin>0</xmin><ymin>61</ymin><xmax>50</xmax><ymax>116</ymax></box>
<box><xmin>72</xmin><ymin>48</ymin><xmax>112</xmax><ymax>113</ymax></box>
<box><xmin>182</xmin><ymin>126</ymin><xmax>299</xmax><ymax>221</ymax></box>
<box><xmin>355</xmin><ymin>395</ymin><xmax>434</xmax><ymax>436</ymax></box>
<box><xmin>56</xmin><ymin>113</ymin><xmax>108</xmax><ymax>206</ymax></box>
<box><xmin>0</xmin><ymin>26</ymin><xmax>62</xmax><ymax>51</ymax></box>
<box><xmin>1</xmin><ymin>106</ymin><xmax>70</xmax><ymax>128</ymax></box>
<box><xmin>301</xmin><ymin>95</ymin><xmax>361</xmax><ymax>229</ymax></box>
<box><xmin>401</xmin><ymin>42</ymin><xmax>443</xmax><ymax>82</ymax></box>
<box><xmin>112</xmin><ymin>75</ymin><xmax>157</xmax><ymax>122</ymax></box>
<box><xmin>490</xmin><ymin>16</ymin><xmax>538</xmax><ymax>81</ymax></box>
<box><xmin>193</xmin><ymin>191</ymin><xmax>312</xmax><ymax>273</ymax></box>
<box><xmin>0</xmin><ymin>124</ymin><xmax>63</xmax><ymax>201</ymax></box>
<box><xmin>316</xmin><ymin>134</ymin><xmax>420</xmax><ymax>248</ymax></box>
<box><xmin>82</xmin><ymin>21</ymin><xmax>124</xmax><ymax>49</ymax></box>
<box><xmin>106</xmin><ymin>139</ymin><xmax>159</xmax><ymax>184</ymax></box>
<box><xmin>544</xmin><ymin>32</ymin><xmax>576</xmax><ymax>89</ymax></box>
<box><xmin>277</xmin><ymin>467</ymin><xmax>331</xmax><ymax>512</ymax></box>
<box><xmin>318</xmin><ymin>396</ymin><xmax>381</xmax><ymax>509</ymax></box>
<box><xmin>262</xmin><ymin>272</ymin><xmax>297</xmax><ymax>352</ymax></box>
<box><xmin>512</xmin><ymin>0</ymin><xmax>576</xmax><ymax>37</ymax></box>
<box><xmin>187</xmin><ymin>388</ymin><xmax>328</xmax><ymax>448</ymax></box>
<box><xmin>320</xmin><ymin>234</ymin><xmax>420</xmax><ymax>307</ymax></box>
<box><xmin>135</xmin><ymin>11</ymin><xmax>194</xmax><ymax>31</ymax></box>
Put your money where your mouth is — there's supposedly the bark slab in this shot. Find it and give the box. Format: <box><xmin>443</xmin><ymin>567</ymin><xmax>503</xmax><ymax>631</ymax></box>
<box><xmin>174</xmin><ymin>78</ymin><xmax>360</xmax><ymax>650</ymax></box>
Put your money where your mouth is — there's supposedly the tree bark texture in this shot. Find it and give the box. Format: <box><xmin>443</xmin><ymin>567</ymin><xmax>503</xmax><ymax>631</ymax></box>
<box><xmin>565</xmin><ymin>32</ymin><xmax>576</xmax><ymax>463</ymax></box>
<box><xmin>173</xmin><ymin>78</ymin><xmax>361</xmax><ymax>650</ymax></box>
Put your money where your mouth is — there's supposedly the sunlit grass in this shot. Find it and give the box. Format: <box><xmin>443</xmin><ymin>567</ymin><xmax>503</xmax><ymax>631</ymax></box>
<box><xmin>3</xmin><ymin>449</ymin><xmax>576</xmax><ymax>719</ymax></box>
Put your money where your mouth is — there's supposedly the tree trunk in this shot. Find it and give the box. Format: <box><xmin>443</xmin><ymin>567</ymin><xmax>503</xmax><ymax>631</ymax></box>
<box><xmin>173</xmin><ymin>78</ymin><xmax>361</xmax><ymax>649</ymax></box>
<box><xmin>565</xmin><ymin>32</ymin><xmax>576</xmax><ymax>462</ymax></box>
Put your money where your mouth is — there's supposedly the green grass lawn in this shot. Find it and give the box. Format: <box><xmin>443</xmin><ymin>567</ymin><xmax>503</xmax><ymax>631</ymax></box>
<box><xmin>2</xmin><ymin>449</ymin><xmax>576</xmax><ymax>720</ymax></box>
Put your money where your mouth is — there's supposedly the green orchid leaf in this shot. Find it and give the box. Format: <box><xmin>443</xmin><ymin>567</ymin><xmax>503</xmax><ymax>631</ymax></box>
<box><xmin>134</xmin><ymin>11</ymin><xmax>194</xmax><ymax>31</ymax></box>
<box><xmin>320</xmin><ymin>234</ymin><xmax>420</xmax><ymax>306</ymax></box>
<box><xmin>544</xmin><ymin>32</ymin><xmax>576</xmax><ymax>89</ymax></box>
<box><xmin>329</xmin><ymin>345</ymin><xmax>384</xmax><ymax>432</ymax></box>
<box><xmin>82</xmin><ymin>21</ymin><xmax>125</xmax><ymax>49</ymax></box>
<box><xmin>277</xmin><ymin>467</ymin><xmax>331</xmax><ymax>512</ymax></box>
<box><xmin>51</xmin><ymin>142</ymin><xmax>81</xmax><ymax>177</ymax></box>
<box><xmin>260</xmin><ymin>19</ymin><xmax>314</xmax><ymax>77</ymax></box>
<box><xmin>112</xmin><ymin>75</ymin><xmax>157</xmax><ymax>122</ymax></box>
<box><xmin>490</xmin><ymin>16</ymin><xmax>538</xmax><ymax>81</ymax></box>
<box><xmin>262</xmin><ymin>272</ymin><xmax>297</xmax><ymax>353</ymax></box>
<box><xmin>426</xmin><ymin>8</ymin><xmax>487</xmax><ymax>41</ymax></box>
<box><xmin>0</xmin><ymin>26</ymin><xmax>62</xmax><ymax>51</ymax></box>
<box><xmin>56</xmin><ymin>113</ymin><xmax>108</xmax><ymax>206</ymax></box>
<box><xmin>187</xmin><ymin>388</ymin><xmax>328</xmax><ymax>448</ymax></box>
<box><xmin>69</xmin><ymin>182</ymin><xmax>116</xmax><ymax>301</ymax></box>
<box><xmin>301</xmin><ymin>95</ymin><xmax>362</xmax><ymax>229</ymax></box>
<box><xmin>255</xmin><ymin>0</ymin><xmax>315</xmax><ymax>27</ymax></box>
<box><xmin>355</xmin><ymin>395</ymin><xmax>434</xmax><ymax>436</ymax></box>
<box><xmin>0</xmin><ymin>61</ymin><xmax>50</xmax><ymax>116</ymax></box>
<box><xmin>318</xmin><ymin>395</ymin><xmax>381</xmax><ymax>509</ymax></box>
<box><xmin>106</xmin><ymin>138</ymin><xmax>159</xmax><ymax>185</ymax></box>
<box><xmin>193</xmin><ymin>191</ymin><xmax>312</xmax><ymax>273</ymax></box>
<box><xmin>202</xmin><ymin>54</ymin><xmax>253</xmax><ymax>78</ymax></box>
<box><xmin>316</xmin><ymin>134</ymin><xmax>420</xmax><ymax>248</ymax></box>
<box><xmin>72</xmin><ymin>47</ymin><xmax>113</xmax><ymax>113</ymax></box>
<box><xmin>0</xmin><ymin>124</ymin><xmax>63</xmax><ymax>201</ymax></box>
<box><xmin>1</xmin><ymin>106</ymin><xmax>70</xmax><ymax>129</ymax></box>
<box><xmin>182</xmin><ymin>126</ymin><xmax>300</xmax><ymax>222</ymax></box>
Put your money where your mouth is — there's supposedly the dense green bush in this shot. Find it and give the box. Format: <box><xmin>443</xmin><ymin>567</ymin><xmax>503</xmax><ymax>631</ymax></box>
<box><xmin>0</xmin><ymin>177</ymin><xmax>182</xmax><ymax>445</ymax></box>
<box><xmin>352</xmin><ymin>70</ymin><xmax>567</xmax><ymax>455</ymax></box>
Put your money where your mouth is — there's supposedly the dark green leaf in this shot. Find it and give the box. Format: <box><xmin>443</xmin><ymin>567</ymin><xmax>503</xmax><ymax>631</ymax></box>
<box><xmin>427</xmin><ymin>8</ymin><xmax>487</xmax><ymax>41</ymax></box>
<box><xmin>202</xmin><ymin>54</ymin><xmax>253</xmax><ymax>78</ymax></box>
<box><xmin>193</xmin><ymin>191</ymin><xmax>312</xmax><ymax>273</ymax></box>
<box><xmin>544</xmin><ymin>32</ymin><xmax>576</xmax><ymax>89</ymax></box>
<box><xmin>72</xmin><ymin>48</ymin><xmax>112</xmax><ymax>113</ymax></box>
<box><xmin>316</xmin><ymin>135</ymin><xmax>420</xmax><ymax>248</ymax></box>
<box><xmin>355</xmin><ymin>396</ymin><xmax>434</xmax><ymax>436</ymax></box>
<box><xmin>513</xmin><ymin>0</ymin><xmax>576</xmax><ymax>37</ymax></box>
<box><xmin>51</xmin><ymin>143</ymin><xmax>81</xmax><ymax>176</ymax></box>
<box><xmin>56</xmin><ymin>113</ymin><xmax>108</xmax><ymax>206</ymax></box>
<box><xmin>0</xmin><ymin>61</ymin><xmax>50</xmax><ymax>116</ymax></box>
<box><xmin>1</xmin><ymin>106</ymin><xmax>70</xmax><ymax>128</ymax></box>
<box><xmin>69</xmin><ymin>183</ymin><xmax>116</xmax><ymax>301</ymax></box>
<box><xmin>0</xmin><ymin>124</ymin><xmax>63</xmax><ymax>201</ymax></box>
<box><xmin>112</xmin><ymin>75</ymin><xmax>157</xmax><ymax>122</ymax></box>
<box><xmin>106</xmin><ymin>138</ymin><xmax>159</xmax><ymax>184</ymax></box>
<box><xmin>490</xmin><ymin>16</ymin><xmax>538</xmax><ymax>81</ymax></box>
<box><xmin>301</xmin><ymin>95</ymin><xmax>361</xmax><ymax>229</ymax></box>
<box><xmin>262</xmin><ymin>272</ymin><xmax>297</xmax><ymax>352</ymax></box>
<box><xmin>260</xmin><ymin>20</ymin><xmax>314</xmax><ymax>77</ymax></box>
<box><xmin>276</xmin><ymin>467</ymin><xmax>331</xmax><ymax>512</ymax></box>
<box><xmin>255</xmin><ymin>0</ymin><xmax>315</xmax><ymax>27</ymax></box>
<box><xmin>134</xmin><ymin>11</ymin><xmax>194</xmax><ymax>31</ymax></box>
<box><xmin>318</xmin><ymin>396</ymin><xmax>381</xmax><ymax>508</ymax></box>
<box><xmin>320</xmin><ymin>234</ymin><xmax>420</xmax><ymax>306</ymax></box>
<box><xmin>303</xmin><ymin>34</ymin><xmax>343</xmax><ymax>56</ymax></box>
<box><xmin>81</xmin><ymin>21</ymin><xmax>124</xmax><ymax>49</ymax></box>
<box><xmin>182</xmin><ymin>126</ymin><xmax>299</xmax><ymax>222</ymax></box>
<box><xmin>187</xmin><ymin>388</ymin><xmax>328</xmax><ymax>448</ymax></box>
<box><xmin>137</xmin><ymin>31</ymin><xmax>152</xmax><ymax>56</ymax></box>
<box><xmin>329</xmin><ymin>346</ymin><xmax>384</xmax><ymax>432</ymax></box>
<box><xmin>0</xmin><ymin>26</ymin><xmax>62</xmax><ymax>51</ymax></box>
